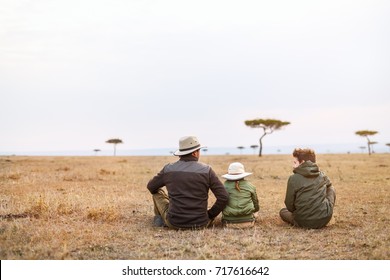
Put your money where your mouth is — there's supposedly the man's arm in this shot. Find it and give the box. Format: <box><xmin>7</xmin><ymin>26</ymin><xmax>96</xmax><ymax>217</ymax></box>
<box><xmin>147</xmin><ymin>168</ymin><xmax>166</xmax><ymax>194</ymax></box>
<box><xmin>207</xmin><ymin>169</ymin><xmax>229</xmax><ymax>219</ymax></box>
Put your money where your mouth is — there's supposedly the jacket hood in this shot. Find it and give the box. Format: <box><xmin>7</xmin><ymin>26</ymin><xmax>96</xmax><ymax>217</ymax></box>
<box><xmin>293</xmin><ymin>161</ymin><xmax>320</xmax><ymax>178</ymax></box>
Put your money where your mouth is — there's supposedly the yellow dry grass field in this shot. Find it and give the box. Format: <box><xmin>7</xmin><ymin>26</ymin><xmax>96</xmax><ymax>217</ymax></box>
<box><xmin>0</xmin><ymin>154</ymin><xmax>389</xmax><ymax>260</ymax></box>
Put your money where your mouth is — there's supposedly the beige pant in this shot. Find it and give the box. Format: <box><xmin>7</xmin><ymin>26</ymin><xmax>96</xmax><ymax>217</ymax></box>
<box><xmin>152</xmin><ymin>188</ymin><xmax>176</xmax><ymax>229</ymax></box>
<box><xmin>222</xmin><ymin>220</ymin><xmax>255</xmax><ymax>229</ymax></box>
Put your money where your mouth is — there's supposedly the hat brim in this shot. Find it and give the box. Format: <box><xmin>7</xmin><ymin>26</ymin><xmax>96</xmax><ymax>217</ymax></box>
<box><xmin>222</xmin><ymin>172</ymin><xmax>252</xmax><ymax>180</ymax></box>
<box><xmin>173</xmin><ymin>146</ymin><xmax>206</xmax><ymax>156</ymax></box>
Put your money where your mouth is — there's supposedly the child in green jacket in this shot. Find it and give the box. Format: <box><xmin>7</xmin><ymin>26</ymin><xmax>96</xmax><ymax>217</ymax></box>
<box><xmin>221</xmin><ymin>162</ymin><xmax>259</xmax><ymax>228</ymax></box>
<box><xmin>280</xmin><ymin>148</ymin><xmax>336</xmax><ymax>229</ymax></box>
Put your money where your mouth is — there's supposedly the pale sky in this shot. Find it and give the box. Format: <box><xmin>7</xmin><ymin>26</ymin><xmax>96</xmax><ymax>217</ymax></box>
<box><xmin>1</xmin><ymin>0</ymin><xmax>389</xmax><ymax>154</ymax></box>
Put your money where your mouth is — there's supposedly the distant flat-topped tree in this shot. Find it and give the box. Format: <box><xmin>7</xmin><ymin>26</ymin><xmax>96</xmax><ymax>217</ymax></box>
<box><xmin>355</xmin><ymin>130</ymin><xmax>378</xmax><ymax>155</ymax></box>
<box><xmin>250</xmin><ymin>145</ymin><xmax>259</xmax><ymax>155</ymax></box>
<box><xmin>106</xmin><ymin>138</ymin><xmax>123</xmax><ymax>156</ymax></box>
<box><xmin>245</xmin><ymin>118</ymin><xmax>290</xmax><ymax>157</ymax></box>
<box><xmin>369</xmin><ymin>141</ymin><xmax>378</xmax><ymax>154</ymax></box>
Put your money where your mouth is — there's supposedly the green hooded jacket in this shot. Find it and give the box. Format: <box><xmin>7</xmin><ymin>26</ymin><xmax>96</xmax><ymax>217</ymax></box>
<box><xmin>222</xmin><ymin>180</ymin><xmax>259</xmax><ymax>222</ymax></box>
<box><xmin>285</xmin><ymin>161</ymin><xmax>334</xmax><ymax>229</ymax></box>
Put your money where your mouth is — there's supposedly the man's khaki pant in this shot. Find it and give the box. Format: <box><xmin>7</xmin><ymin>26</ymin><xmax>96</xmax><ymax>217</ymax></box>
<box><xmin>152</xmin><ymin>188</ymin><xmax>176</xmax><ymax>229</ymax></box>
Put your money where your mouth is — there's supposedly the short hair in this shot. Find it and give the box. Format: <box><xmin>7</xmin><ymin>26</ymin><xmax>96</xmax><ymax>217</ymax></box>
<box><xmin>293</xmin><ymin>148</ymin><xmax>316</xmax><ymax>163</ymax></box>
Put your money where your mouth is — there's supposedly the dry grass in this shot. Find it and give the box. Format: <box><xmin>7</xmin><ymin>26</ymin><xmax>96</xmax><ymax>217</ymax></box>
<box><xmin>0</xmin><ymin>154</ymin><xmax>389</xmax><ymax>260</ymax></box>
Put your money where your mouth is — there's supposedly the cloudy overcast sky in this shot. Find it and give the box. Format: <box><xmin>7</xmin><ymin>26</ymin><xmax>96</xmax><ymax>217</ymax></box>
<box><xmin>1</xmin><ymin>0</ymin><xmax>389</xmax><ymax>154</ymax></box>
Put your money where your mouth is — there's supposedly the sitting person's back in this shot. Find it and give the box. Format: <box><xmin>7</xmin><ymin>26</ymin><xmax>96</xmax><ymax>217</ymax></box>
<box><xmin>147</xmin><ymin>136</ymin><xmax>229</xmax><ymax>229</ymax></box>
<box><xmin>221</xmin><ymin>162</ymin><xmax>259</xmax><ymax>228</ymax></box>
<box><xmin>280</xmin><ymin>148</ymin><xmax>336</xmax><ymax>229</ymax></box>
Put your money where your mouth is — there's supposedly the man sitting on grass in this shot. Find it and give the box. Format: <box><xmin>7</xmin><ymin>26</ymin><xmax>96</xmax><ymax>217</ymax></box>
<box><xmin>147</xmin><ymin>136</ymin><xmax>229</xmax><ymax>229</ymax></box>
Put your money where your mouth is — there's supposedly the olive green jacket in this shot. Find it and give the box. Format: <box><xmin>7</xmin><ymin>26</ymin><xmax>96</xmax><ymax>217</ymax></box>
<box><xmin>222</xmin><ymin>180</ymin><xmax>259</xmax><ymax>222</ymax></box>
<box><xmin>285</xmin><ymin>161</ymin><xmax>335</xmax><ymax>228</ymax></box>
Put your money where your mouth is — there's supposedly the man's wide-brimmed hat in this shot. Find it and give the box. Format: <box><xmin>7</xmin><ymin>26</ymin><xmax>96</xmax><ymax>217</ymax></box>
<box><xmin>173</xmin><ymin>136</ymin><xmax>205</xmax><ymax>156</ymax></box>
<box><xmin>222</xmin><ymin>162</ymin><xmax>252</xmax><ymax>180</ymax></box>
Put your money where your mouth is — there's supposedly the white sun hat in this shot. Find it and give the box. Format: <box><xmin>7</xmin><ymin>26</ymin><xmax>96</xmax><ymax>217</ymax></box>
<box><xmin>173</xmin><ymin>136</ymin><xmax>206</xmax><ymax>156</ymax></box>
<box><xmin>222</xmin><ymin>162</ymin><xmax>252</xmax><ymax>180</ymax></box>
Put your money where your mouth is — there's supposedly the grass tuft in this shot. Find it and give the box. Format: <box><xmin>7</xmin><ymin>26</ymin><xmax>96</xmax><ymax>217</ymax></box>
<box><xmin>86</xmin><ymin>207</ymin><xmax>121</xmax><ymax>222</ymax></box>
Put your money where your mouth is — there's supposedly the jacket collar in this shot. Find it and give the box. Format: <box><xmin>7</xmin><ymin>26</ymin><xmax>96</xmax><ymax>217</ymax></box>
<box><xmin>179</xmin><ymin>154</ymin><xmax>199</xmax><ymax>162</ymax></box>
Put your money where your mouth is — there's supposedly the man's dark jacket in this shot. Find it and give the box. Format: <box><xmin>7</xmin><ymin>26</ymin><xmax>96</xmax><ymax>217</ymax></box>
<box><xmin>147</xmin><ymin>155</ymin><xmax>229</xmax><ymax>228</ymax></box>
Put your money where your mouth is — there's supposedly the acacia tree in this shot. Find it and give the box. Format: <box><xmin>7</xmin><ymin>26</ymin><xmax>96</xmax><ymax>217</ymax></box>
<box><xmin>386</xmin><ymin>143</ymin><xmax>390</xmax><ymax>153</ymax></box>
<box><xmin>237</xmin><ymin>146</ymin><xmax>245</xmax><ymax>154</ymax></box>
<box><xmin>358</xmin><ymin>146</ymin><xmax>366</xmax><ymax>153</ymax></box>
<box><xmin>369</xmin><ymin>141</ymin><xmax>378</xmax><ymax>154</ymax></box>
<box><xmin>106</xmin><ymin>138</ymin><xmax>123</xmax><ymax>156</ymax></box>
<box><xmin>245</xmin><ymin>118</ymin><xmax>290</xmax><ymax>157</ymax></box>
<box><xmin>355</xmin><ymin>130</ymin><xmax>378</xmax><ymax>155</ymax></box>
<box><xmin>250</xmin><ymin>144</ymin><xmax>259</xmax><ymax>155</ymax></box>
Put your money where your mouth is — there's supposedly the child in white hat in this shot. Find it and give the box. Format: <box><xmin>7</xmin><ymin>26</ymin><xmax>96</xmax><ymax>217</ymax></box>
<box><xmin>221</xmin><ymin>162</ymin><xmax>259</xmax><ymax>228</ymax></box>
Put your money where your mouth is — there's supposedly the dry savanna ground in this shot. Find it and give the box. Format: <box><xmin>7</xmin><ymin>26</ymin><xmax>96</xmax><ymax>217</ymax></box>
<box><xmin>0</xmin><ymin>154</ymin><xmax>389</xmax><ymax>260</ymax></box>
